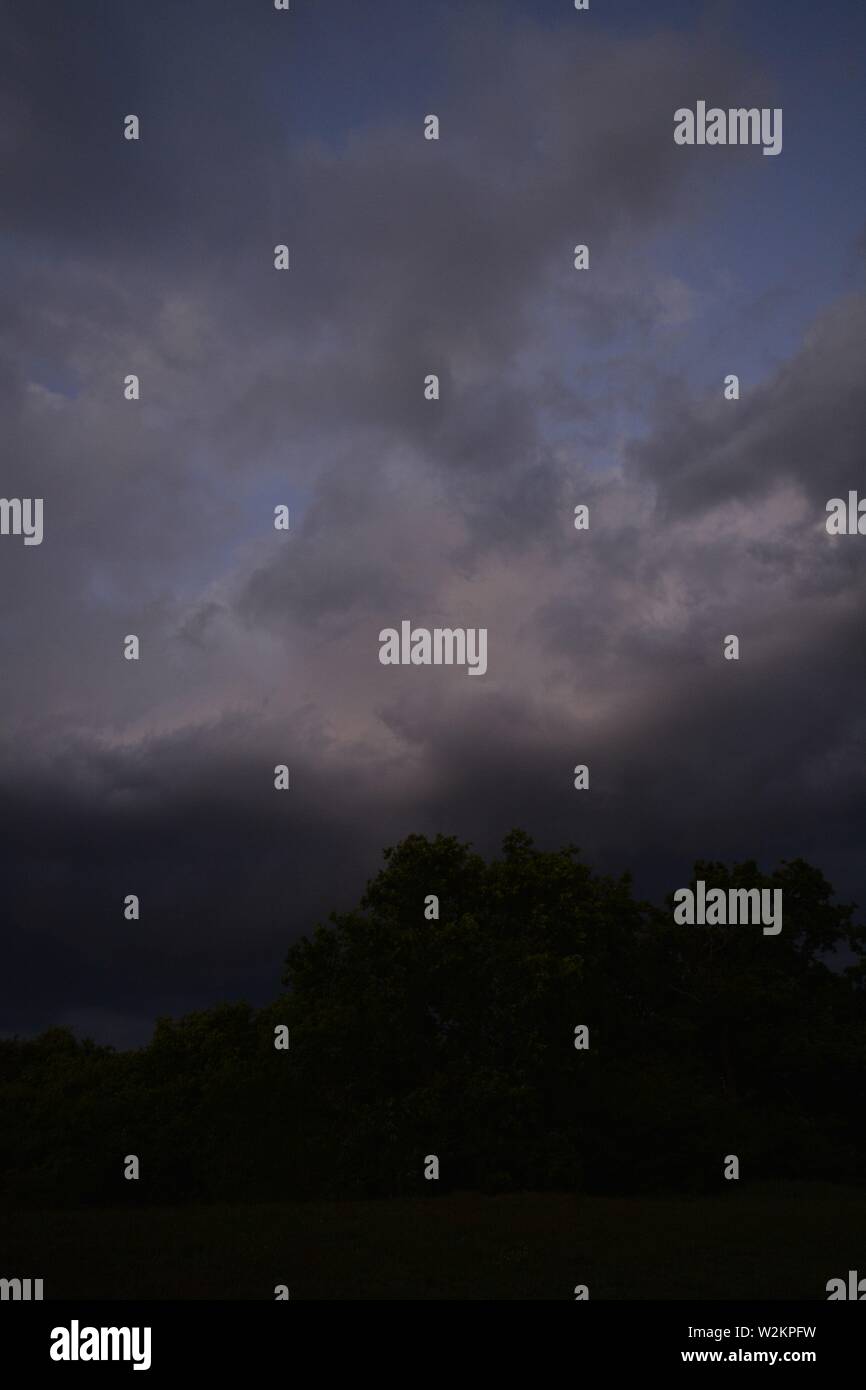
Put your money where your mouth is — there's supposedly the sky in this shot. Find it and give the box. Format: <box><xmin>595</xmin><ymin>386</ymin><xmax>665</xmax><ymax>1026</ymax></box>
<box><xmin>1</xmin><ymin>0</ymin><xmax>864</xmax><ymax>1046</ymax></box>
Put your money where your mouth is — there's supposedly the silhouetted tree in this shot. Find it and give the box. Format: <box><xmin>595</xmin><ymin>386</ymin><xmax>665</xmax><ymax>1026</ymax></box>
<box><xmin>1</xmin><ymin>833</ymin><xmax>863</xmax><ymax>1207</ymax></box>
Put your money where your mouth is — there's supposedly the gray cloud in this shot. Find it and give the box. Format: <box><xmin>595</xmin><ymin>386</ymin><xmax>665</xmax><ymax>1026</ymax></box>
<box><xmin>1</xmin><ymin>1</ymin><xmax>863</xmax><ymax>1044</ymax></box>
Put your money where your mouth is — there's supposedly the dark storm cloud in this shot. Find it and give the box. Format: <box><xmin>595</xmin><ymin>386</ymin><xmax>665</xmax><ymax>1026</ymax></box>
<box><xmin>0</xmin><ymin>1</ymin><xmax>863</xmax><ymax>1044</ymax></box>
<box><xmin>629</xmin><ymin>292</ymin><xmax>866</xmax><ymax>517</ymax></box>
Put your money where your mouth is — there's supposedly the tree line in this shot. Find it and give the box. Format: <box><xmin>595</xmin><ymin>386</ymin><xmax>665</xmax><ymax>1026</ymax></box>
<box><xmin>2</xmin><ymin>831</ymin><xmax>864</xmax><ymax>1208</ymax></box>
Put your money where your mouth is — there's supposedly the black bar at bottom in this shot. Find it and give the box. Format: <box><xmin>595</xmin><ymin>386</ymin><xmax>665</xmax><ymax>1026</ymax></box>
<box><xmin>1</xmin><ymin>1300</ymin><xmax>861</xmax><ymax>1376</ymax></box>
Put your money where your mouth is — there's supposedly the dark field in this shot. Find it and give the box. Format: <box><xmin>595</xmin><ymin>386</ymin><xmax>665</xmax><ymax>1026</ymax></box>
<box><xmin>4</xmin><ymin>1183</ymin><xmax>864</xmax><ymax>1300</ymax></box>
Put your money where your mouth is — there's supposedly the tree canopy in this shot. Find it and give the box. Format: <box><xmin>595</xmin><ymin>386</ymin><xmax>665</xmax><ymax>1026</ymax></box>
<box><xmin>1</xmin><ymin>832</ymin><xmax>864</xmax><ymax>1207</ymax></box>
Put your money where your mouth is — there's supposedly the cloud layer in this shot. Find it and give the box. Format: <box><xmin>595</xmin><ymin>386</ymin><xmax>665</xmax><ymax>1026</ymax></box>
<box><xmin>1</xmin><ymin>0</ymin><xmax>863</xmax><ymax>1043</ymax></box>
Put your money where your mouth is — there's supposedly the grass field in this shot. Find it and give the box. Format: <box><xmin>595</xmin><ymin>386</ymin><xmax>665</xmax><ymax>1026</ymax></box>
<box><xmin>3</xmin><ymin>1183</ymin><xmax>864</xmax><ymax>1299</ymax></box>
